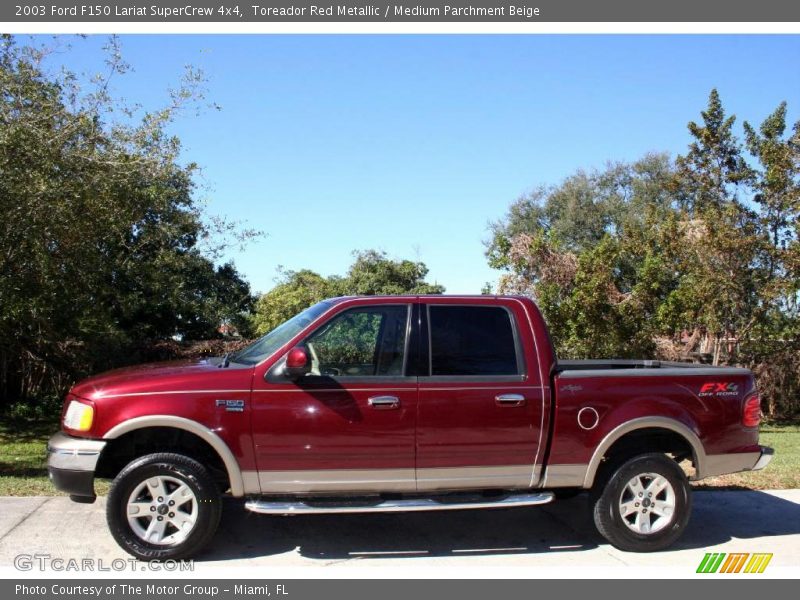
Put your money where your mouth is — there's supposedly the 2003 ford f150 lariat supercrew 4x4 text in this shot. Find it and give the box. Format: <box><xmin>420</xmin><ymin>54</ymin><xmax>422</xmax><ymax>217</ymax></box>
<box><xmin>48</xmin><ymin>295</ymin><xmax>774</xmax><ymax>559</ymax></box>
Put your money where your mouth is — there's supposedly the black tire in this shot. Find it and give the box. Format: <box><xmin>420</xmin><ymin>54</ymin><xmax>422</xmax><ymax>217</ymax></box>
<box><xmin>590</xmin><ymin>452</ymin><xmax>692</xmax><ymax>552</ymax></box>
<box><xmin>107</xmin><ymin>453</ymin><xmax>222</xmax><ymax>561</ymax></box>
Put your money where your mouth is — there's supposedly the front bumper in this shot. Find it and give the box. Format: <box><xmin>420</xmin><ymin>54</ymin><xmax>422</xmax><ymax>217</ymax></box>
<box><xmin>699</xmin><ymin>445</ymin><xmax>774</xmax><ymax>479</ymax></box>
<box><xmin>47</xmin><ymin>432</ymin><xmax>106</xmax><ymax>503</ymax></box>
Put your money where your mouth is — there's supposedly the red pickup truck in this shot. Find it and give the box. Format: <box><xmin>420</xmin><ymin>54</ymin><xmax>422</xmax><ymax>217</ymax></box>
<box><xmin>48</xmin><ymin>295</ymin><xmax>773</xmax><ymax>560</ymax></box>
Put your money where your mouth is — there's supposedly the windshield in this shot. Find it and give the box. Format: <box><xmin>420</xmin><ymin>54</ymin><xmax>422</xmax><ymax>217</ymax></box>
<box><xmin>232</xmin><ymin>301</ymin><xmax>333</xmax><ymax>365</ymax></box>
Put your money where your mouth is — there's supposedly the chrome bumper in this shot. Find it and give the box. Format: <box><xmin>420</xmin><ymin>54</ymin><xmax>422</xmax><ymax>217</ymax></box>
<box><xmin>47</xmin><ymin>432</ymin><xmax>106</xmax><ymax>472</ymax></box>
<box><xmin>752</xmin><ymin>446</ymin><xmax>774</xmax><ymax>471</ymax></box>
<box><xmin>699</xmin><ymin>445</ymin><xmax>774</xmax><ymax>479</ymax></box>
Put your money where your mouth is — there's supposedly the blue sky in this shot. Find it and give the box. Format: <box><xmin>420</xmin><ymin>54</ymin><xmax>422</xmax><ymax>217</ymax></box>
<box><xmin>34</xmin><ymin>35</ymin><xmax>800</xmax><ymax>294</ymax></box>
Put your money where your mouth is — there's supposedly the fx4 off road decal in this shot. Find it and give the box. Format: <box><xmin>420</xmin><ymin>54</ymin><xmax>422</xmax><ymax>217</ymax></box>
<box><xmin>698</xmin><ymin>382</ymin><xmax>739</xmax><ymax>397</ymax></box>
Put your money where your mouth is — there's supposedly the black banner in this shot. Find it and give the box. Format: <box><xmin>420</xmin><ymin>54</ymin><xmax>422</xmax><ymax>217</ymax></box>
<box><xmin>4</xmin><ymin>0</ymin><xmax>800</xmax><ymax>23</ymax></box>
<box><xmin>3</xmin><ymin>580</ymin><xmax>797</xmax><ymax>600</ymax></box>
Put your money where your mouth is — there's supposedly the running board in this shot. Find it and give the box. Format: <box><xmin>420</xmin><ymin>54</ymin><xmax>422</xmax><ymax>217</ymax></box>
<box><xmin>245</xmin><ymin>492</ymin><xmax>555</xmax><ymax>515</ymax></box>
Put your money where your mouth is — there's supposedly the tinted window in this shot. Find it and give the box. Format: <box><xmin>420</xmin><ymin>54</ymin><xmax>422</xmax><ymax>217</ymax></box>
<box><xmin>429</xmin><ymin>306</ymin><xmax>519</xmax><ymax>376</ymax></box>
<box><xmin>304</xmin><ymin>306</ymin><xmax>409</xmax><ymax>377</ymax></box>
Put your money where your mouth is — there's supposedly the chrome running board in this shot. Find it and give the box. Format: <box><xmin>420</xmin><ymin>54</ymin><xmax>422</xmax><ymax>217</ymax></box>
<box><xmin>245</xmin><ymin>492</ymin><xmax>554</xmax><ymax>515</ymax></box>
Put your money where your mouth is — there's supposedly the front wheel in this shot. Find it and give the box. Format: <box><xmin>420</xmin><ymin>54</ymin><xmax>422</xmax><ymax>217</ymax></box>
<box><xmin>107</xmin><ymin>453</ymin><xmax>222</xmax><ymax>560</ymax></box>
<box><xmin>590</xmin><ymin>452</ymin><xmax>692</xmax><ymax>552</ymax></box>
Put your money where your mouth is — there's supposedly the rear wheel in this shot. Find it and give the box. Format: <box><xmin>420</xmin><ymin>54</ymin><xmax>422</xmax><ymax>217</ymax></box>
<box><xmin>591</xmin><ymin>452</ymin><xmax>691</xmax><ymax>552</ymax></box>
<box><xmin>107</xmin><ymin>453</ymin><xmax>222</xmax><ymax>560</ymax></box>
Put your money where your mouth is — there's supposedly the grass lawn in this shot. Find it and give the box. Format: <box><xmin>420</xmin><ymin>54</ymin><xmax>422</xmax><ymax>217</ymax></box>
<box><xmin>0</xmin><ymin>418</ymin><xmax>797</xmax><ymax>496</ymax></box>
<box><xmin>0</xmin><ymin>419</ymin><xmax>110</xmax><ymax>496</ymax></box>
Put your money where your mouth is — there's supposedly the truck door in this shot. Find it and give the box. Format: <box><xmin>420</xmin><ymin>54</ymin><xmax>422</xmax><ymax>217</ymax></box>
<box><xmin>250</xmin><ymin>301</ymin><xmax>417</xmax><ymax>493</ymax></box>
<box><xmin>416</xmin><ymin>298</ymin><xmax>545</xmax><ymax>491</ymax></box>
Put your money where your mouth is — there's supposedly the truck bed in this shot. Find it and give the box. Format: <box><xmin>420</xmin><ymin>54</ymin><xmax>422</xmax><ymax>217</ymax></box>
<box><xmin>555</xmin><ymin>359</ymin><xmax>746</xmax><ymax>374</ymax></box>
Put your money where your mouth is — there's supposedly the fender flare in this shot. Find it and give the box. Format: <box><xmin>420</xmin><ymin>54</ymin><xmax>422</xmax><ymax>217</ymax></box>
<box><xmin>583</xmin><ymin>416</ymin><xmax>706</xmax><ymax>488</ymax></box>
<box><xmin>103</xmin><ymin>415</ymin><xmax>246</xmax><ymax>497</ymax></box>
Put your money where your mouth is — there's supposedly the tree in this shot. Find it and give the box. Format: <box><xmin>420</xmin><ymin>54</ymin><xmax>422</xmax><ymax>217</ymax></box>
<box><xmin>486</xmin><ymin>91</ymin><xmax>800</xmax><ymax>417</ymax></box>
<box><xmin>740</xmin><ymin>103</ymin><xmax>800</xmax><ymax>416</ymax></box>
<box><xmin>251</xmin><ymin>250</ymin><xmax>444</xmax><ymax>335</ymax></box>
<box><xmin>487</xmin><ymin>155</ymin><xmax>676</xmax><ymax>358</ymax></box>
<box><xmin>338</xmin><ymin>250</ymin><xmax>445</xmax><ymax>296</ymax></box>
<box><xmin>251</xmin><ymin>269</ymin><xmax>334</xmax><ymax>335</ymax></box>
<box><xmin>675</xmin><ymin>88</ymin><xmax>753</xmax><ymax>214</ymax></box>
<box><xmin>669</xmin><ymin>90</ymin><xmax>767</xmax><ymax>363</ymax></box>
<box><xmin>0</xmin><ymin>36</ymin><xmax>257</xmax><ymax>405</ymax></box>
<box><xmin>488</xmin><ymin>154</ymin><xmax>675</xmax><ymax>268</ymax></box>
<box><xmin>744</xmin><ymin>102</ymin><xmax>800</xmax><ymax>285</ymax></box>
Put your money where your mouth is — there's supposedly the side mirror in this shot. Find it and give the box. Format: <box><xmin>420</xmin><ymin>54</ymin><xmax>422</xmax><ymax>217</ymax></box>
<box><xmin>283</xmin><ymin>346</ymin><xmax>310</xmax><ymax>380</ymax></box>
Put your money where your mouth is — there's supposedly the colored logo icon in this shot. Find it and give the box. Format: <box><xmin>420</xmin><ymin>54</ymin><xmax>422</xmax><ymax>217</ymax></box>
<box><xmin>696</xmin><ymin>552</ymin><xmax>773</xmax><ymax>573</ymax></box>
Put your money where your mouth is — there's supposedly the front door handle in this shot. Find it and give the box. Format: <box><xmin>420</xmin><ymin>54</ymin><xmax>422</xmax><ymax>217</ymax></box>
<box><xmin>368</xmin><ymin>395</ymin><xmax>400</xmax><ymax>409</ymax></box>
<box><xmin>495</xmin><ymin>393</ymin><xmax>526</xmax><ymax>407</ymax></box>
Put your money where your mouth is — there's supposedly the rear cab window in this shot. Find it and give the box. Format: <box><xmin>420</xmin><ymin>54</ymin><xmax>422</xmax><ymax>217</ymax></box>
<box><xmin>426</xmin><ymin>304</ymin><xmax>525</xmax><ymax>378</ymax></box>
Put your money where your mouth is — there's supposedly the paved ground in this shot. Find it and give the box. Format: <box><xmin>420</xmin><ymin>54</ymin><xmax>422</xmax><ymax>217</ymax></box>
<box><xmin>0</xmin><ymin>490</ymin><xmax>798</xmax><ymax>573</ymax></box>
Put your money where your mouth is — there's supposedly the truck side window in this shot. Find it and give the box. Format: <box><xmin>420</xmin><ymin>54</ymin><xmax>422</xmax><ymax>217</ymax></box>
<box><xmin>429</xmin><ymin>306</ymin><xmax>519</xmax><ymax>376</ymax></box>
<box><xmin>304</xmin><ymin>306</ymin><xmax>409</xmax><ymax>377</ymax></box>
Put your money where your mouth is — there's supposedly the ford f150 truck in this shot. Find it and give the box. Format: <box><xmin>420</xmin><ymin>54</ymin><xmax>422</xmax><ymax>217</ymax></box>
<box><xmin>48</xmin><ymin>295</ymin><xmax>773</xmax><ymax>560</ymax></box>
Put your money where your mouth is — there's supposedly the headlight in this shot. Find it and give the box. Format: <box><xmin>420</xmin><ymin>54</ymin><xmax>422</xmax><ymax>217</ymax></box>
<box><xmin>63</xmin><ymin>400</ymin><xmax>94</xmax><ymax>432</ymax></box>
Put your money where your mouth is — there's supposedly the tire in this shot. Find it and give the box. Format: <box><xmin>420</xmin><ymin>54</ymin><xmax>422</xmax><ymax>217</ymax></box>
<box><xmin>107</xmin><ymin>453</ymin><xmax>222</xmax><ymax>561</ymax></box>
<box><xmin>590</xmin><ymin>452</ymin><xmax>692</xmax><ymax>552</ymax></box>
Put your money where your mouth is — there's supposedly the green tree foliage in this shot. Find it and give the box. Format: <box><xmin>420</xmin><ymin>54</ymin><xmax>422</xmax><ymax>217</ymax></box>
<box><xmin>668</xmin><ymin>90</ymin><xmax>767</xmax><ymax>362</ymax></box>
<box><xmin>675</xmin><ymin>88</ymin><xmax>754</xmax><ymax>214</ymax></box>
<box><xmin>252</xmin><ymin>250</ymin><xmax>445</xmax><ymax>335</ymax></box>
<box><xmin>488</xmin><ymin>90</ymin><xmax>800</xmax><ymax>417</ymax></box>
<box><xmin>251</xmin><ymin>269</ymin><xmax>333</xmax><ymax>335</ymax></box>
<box><xmin>488</xmin><ymin>153</ymin><xmax>676</xmax><ymax>358</ymax></box>
<box><xmin>308</xmin><ymin>310</ymin><xmax>384</xmax><ymax>370</ymax></box>
<box><xmin>740</xmin><ymin>101</ymin><xmax>800</xmax><ymax>415</ymax></box>
<box><xmin>0</xmin><ymin>37</ymin><xmax>256</xmax><ymax>405</ymax></box>
<box><xmin>337</xmin><ymin>249</ymin><xmax>446</xmax><ymax>296</ymax></box>
<box><xmin>744</xmin><ymin>102</ymin><xmax>800</xmax><ymax>286</ymax></box>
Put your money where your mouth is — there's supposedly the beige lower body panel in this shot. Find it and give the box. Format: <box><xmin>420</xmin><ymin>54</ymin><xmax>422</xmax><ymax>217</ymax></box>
<box><xmin>251</xmin><ymin>465</ymin><xmax>539</xmax><ymax>494</ymax></box>
<box><xmin>540</xmin><ymin>464</ymin><xmax>589</xmax><ymax>488</ymax></box>
<box><xmin>241</xmin><ymin>471</ymin><xmax>261</xmax><ymax>495</ymax></box>
<box><xmin>416</xmin><ymin>465</ymin><xmax>537</xmax><ymax>491</ymax></box>
<box><xmin>540</xmin><ymin>452</ymin><xmax>769</xmax><ymax>487</ymax></box>
<box><xmin>246</xmin><ymin>452</ymin><xmax>769</xmax><ymax>495</ymax></box>
<box><xmin>257</xmin><ymin>468</ymin><xmax>416</xmax><ymax>493</ymax></box>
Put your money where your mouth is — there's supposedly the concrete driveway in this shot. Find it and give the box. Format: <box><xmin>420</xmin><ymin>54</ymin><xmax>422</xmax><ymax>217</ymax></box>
<box><xmin>0</xmin><ymin>489</ymin><xmax>798</xmax><ymax>573</ymax></box>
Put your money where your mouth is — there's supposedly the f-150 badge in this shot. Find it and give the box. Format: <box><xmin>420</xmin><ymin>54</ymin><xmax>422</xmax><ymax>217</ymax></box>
<box><xmin>215</xmin><ymin>399</ymin><xmax>245</xmax><ymax>411</ymax></box>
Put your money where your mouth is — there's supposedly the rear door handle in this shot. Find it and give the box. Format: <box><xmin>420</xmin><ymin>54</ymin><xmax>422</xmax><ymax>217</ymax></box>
<box><xmin>495</xmin><ymin>393</ymin><xmax>526</xmax><ymax>407</ymax></box>
<box><xmin>368</xmin><ymin>395</ymin><xmax>400</xmax><ymax>409</ymax></box>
